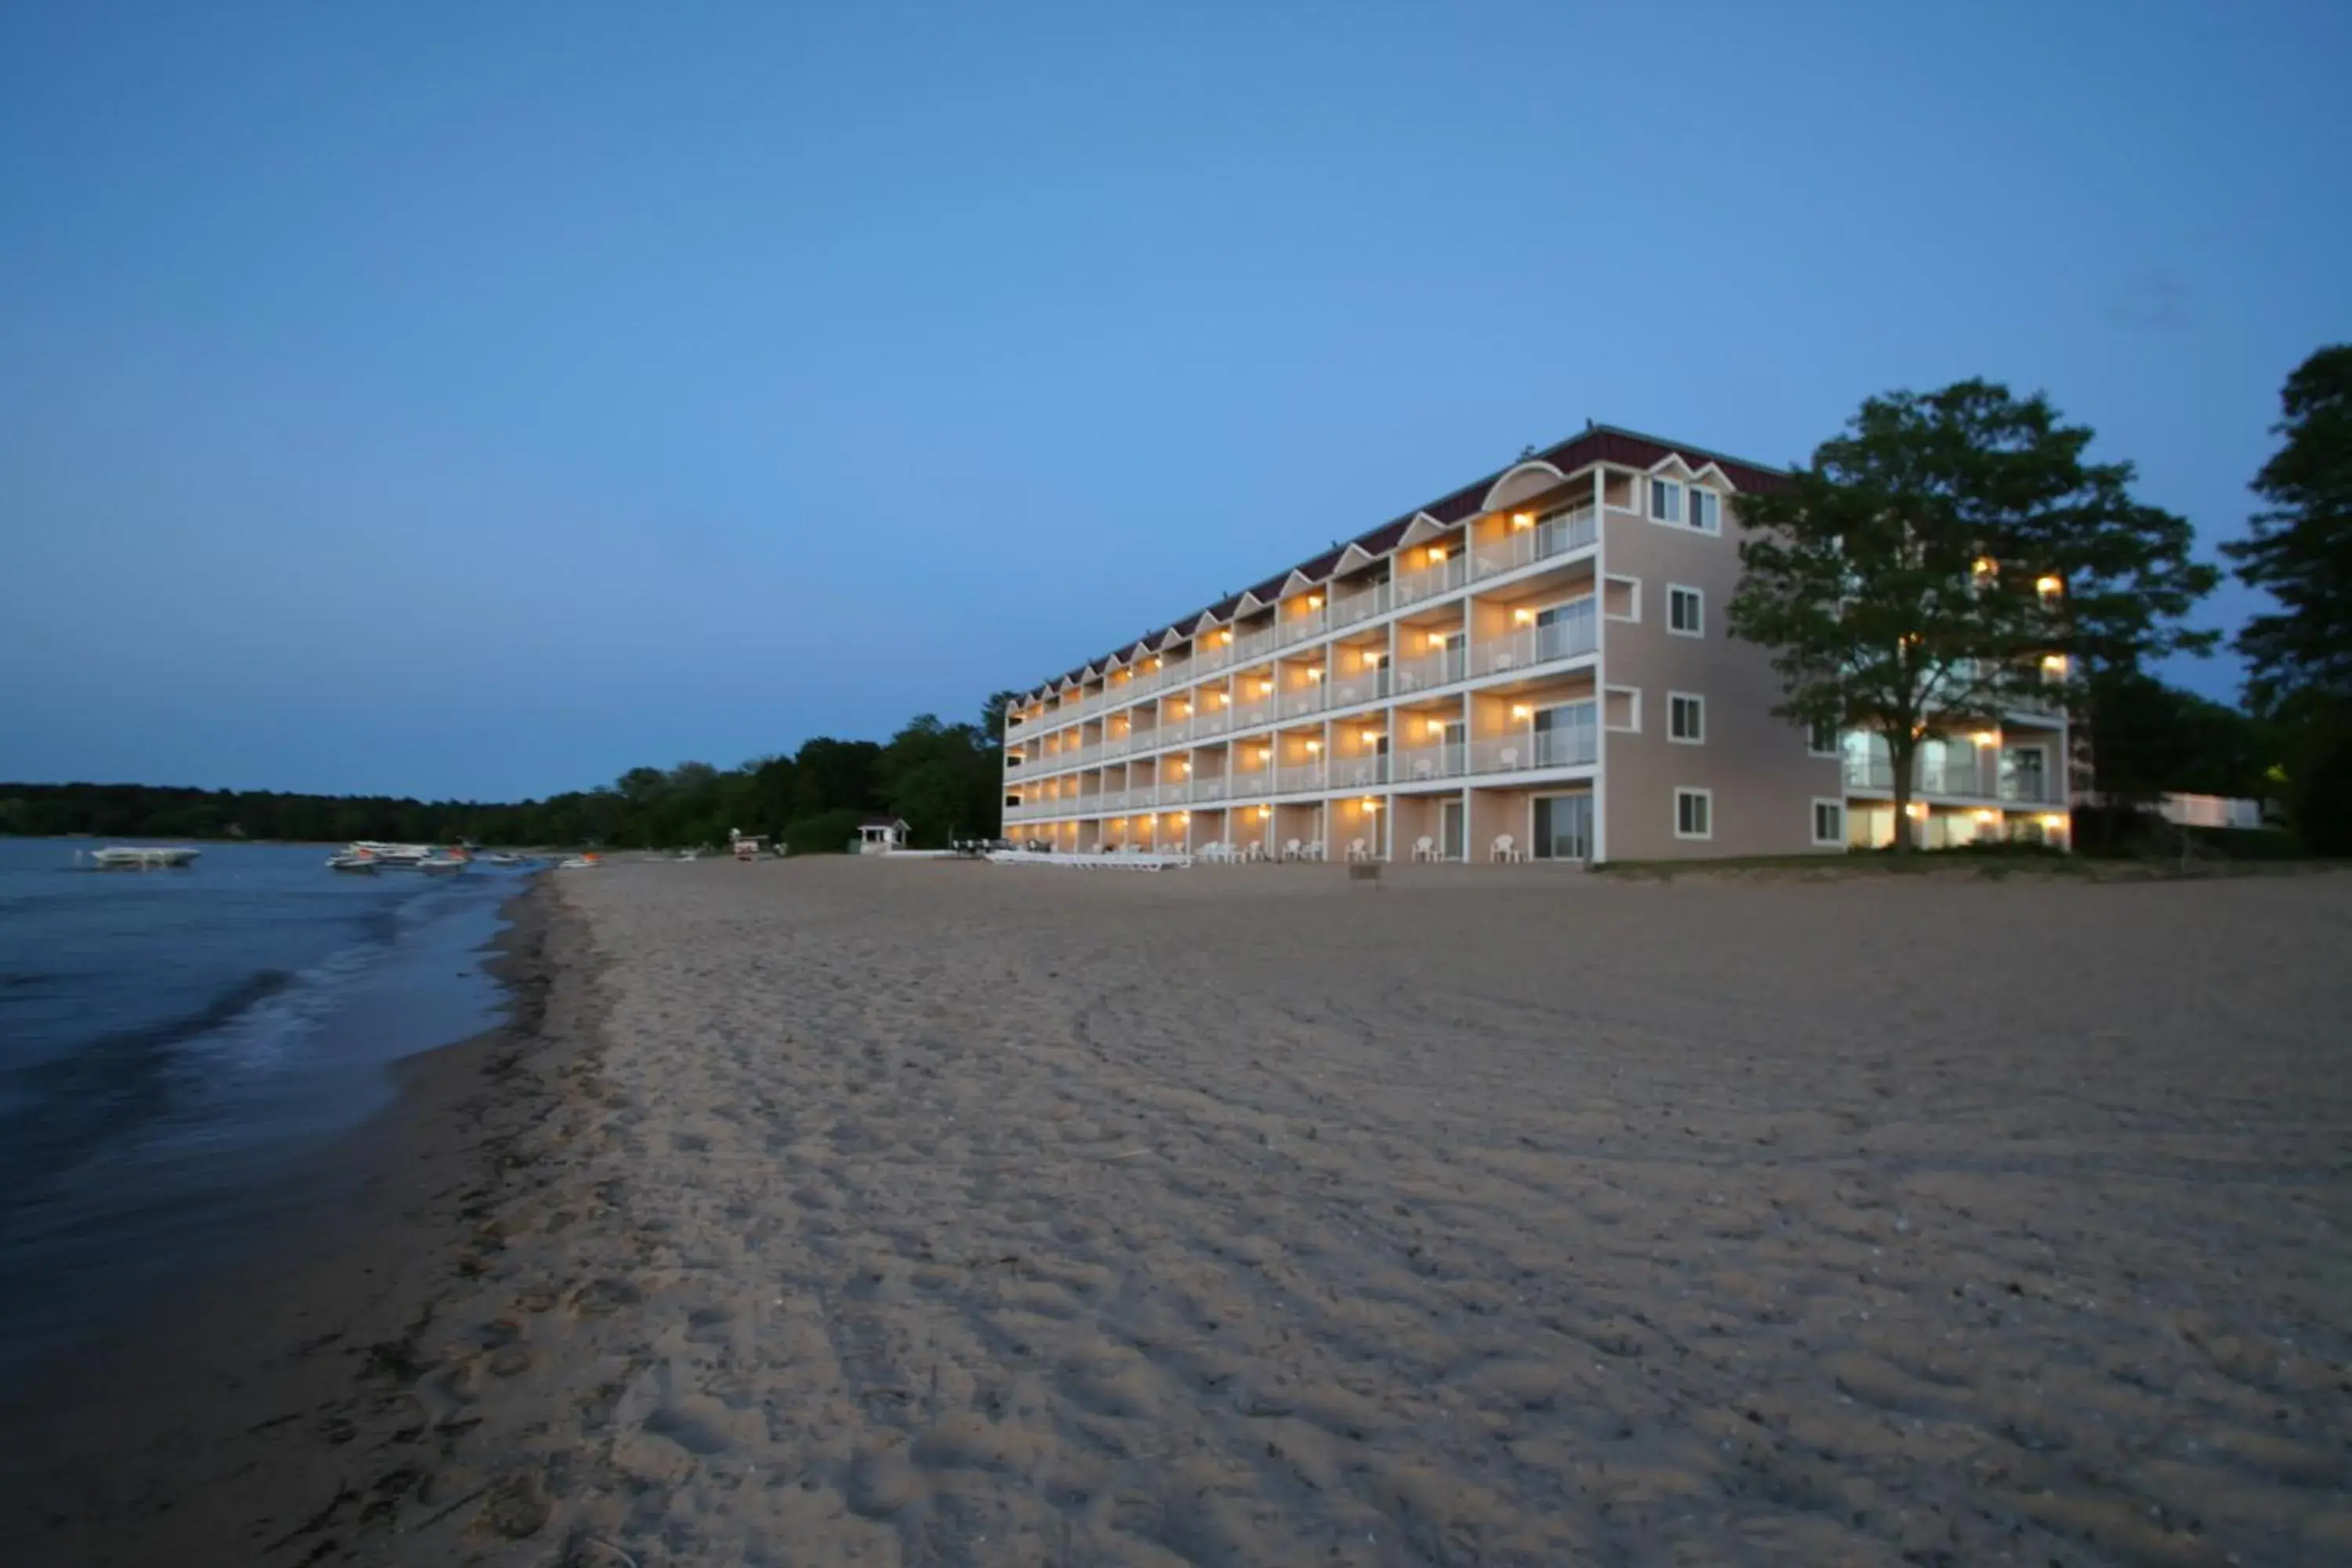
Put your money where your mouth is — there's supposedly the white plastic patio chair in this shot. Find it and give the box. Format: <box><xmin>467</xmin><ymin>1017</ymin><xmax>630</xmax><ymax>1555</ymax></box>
<box><xmin>1347</xmin><ymin>837</ymin><xmax>1370</xmax><ymax>862</ymax></box>
<box><xmin>1412</xmin><ymin>834</ymin><xmax>1436</xmax><ymax>862</ymax></box>
<box><xmin>1282</xmin><ymin>838</ymin><xmax>1302</xmax><ymax>862</ymax></box>
<box><xmin>1491</xmin><ymin>833</ymin><xmax>1523</xmax><ymax>863</ymax></box>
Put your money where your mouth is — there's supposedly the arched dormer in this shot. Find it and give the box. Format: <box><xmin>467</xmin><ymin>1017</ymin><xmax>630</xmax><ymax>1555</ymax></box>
<box><xmin>1482</xmin><ymin>460</ymin><xmax>1570</xmax><ymax>514</ymax></box>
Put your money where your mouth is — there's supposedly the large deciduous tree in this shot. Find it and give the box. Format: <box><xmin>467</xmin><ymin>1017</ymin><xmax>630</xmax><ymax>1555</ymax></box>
<box><xmin>1729</xmin><ymin>380</ymin><xmax>2216</xmax><ymax>849</ymax></box>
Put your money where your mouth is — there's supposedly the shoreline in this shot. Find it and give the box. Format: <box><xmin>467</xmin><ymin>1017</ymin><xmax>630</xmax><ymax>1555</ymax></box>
<box><xmin>0</xmin><ymin>875</ymin><xmax>603</xmax><ymax>1566</ymax></box>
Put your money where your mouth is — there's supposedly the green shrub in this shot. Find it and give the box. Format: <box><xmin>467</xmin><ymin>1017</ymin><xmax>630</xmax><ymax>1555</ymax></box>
<box><xmin>778</xmin><ymin>808</ymin><xmax>868</xmax><ymax>855</ymax></box>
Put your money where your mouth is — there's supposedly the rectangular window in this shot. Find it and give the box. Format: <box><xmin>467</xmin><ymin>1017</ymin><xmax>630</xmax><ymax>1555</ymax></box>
<box><xmin>1675</xmin><ymin>788</ymin><xmax>1712</xmax><ymax>840</ymax></box>
<box><xmin>1650</xmin><ymin>478</ymin><xmax>1683</xmax><ymax>523</ymax></box>
<box><xmin>1807</xmin><ymin>719</ymin><xmax>1839</xmax><ymax>757</ymax></box>
<box><xmin>1668</xmin><ymin>692</ymin><xmax>1704</xmax><ymax>743</ymax></box>
<box><xmin>1812</xmin><ymin>798</ymin><xmax>1846</xmax><ymax>846</ymax></box>
<box><xmin>1668</xmin><ymin>585</ymin><xmax>1704</xmax><ymax>637</ymax></box>
<box><xmin>1690</xmin><ymin>489</ymin><xmax>1720</xmax><ymax>533</ymax></box>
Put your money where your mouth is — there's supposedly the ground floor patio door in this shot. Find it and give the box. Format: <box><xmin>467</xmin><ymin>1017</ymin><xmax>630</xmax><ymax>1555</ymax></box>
<box><xmin>1533</xmin><ymin>793</ymin><xmax>1592</xmax><ymax>862</ymax></box>
<box><xmin>1439</xmin><ymin>799</ymin><xmax>1465</xmax><ymax>861</ymax></box>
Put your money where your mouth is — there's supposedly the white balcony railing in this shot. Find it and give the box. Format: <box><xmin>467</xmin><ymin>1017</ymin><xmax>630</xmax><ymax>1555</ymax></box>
<box><xmin>1232</xmin><ymin>628</ymin><xmax>1276</xmax><ymax>661</ymax></box>
<box><xmin>1195</xmin><ymin>776</ymin><xmax>1229</xmax><ymax>801</ymax></box>
<box><xmin>1276</xmin><ymin>608</ymin><xmax>1327</xmax><ymax>648</ymax></box>
<box><xmin>1470</xmin><ymin>506</ymin><xmax>1599</xmax><ymax>580</ymax></box>
<box><xmin>1328</xmin><ymin>580</ymin><xmax>1392</xmax><ymax>628</ymax></box>
<box><xmin>1471</xmin><ymin>600</ymin><xmax>1598</xmax><ymax>678</ymax></box>
<box><xmin>1395</xmin><ymin>743</ymin><xmax>1466</xmax><ymax>782</ymax></box>
<box><xmin>1276</xmin><ymin>761</ymin><xmax>1327</xmax><ymax>793</ymax></box>
<box><xmin>1329</xmin><ymin>754</ymin><xmax>1391</xmax><ymax>789</ymax></box>
<box><xmin>1195</xmin><ymin>644</ymin><xmax>1234</xmax><ymax>674</ymax></box>
<box><xmin>1196</xmin><ymin>706</ymin><xmax>1233</xmax><ymax>736</ymax></box>
<box><xmin>1230</xmin><ymin>699</ymin><xmax>1275</xmax><ymax>731</ymax></box>
<box><xmin>1392</xmin><ymin>551</ymin><xmax>1468</xmax><ymax>606</ymax></box>
<box><xmin>1392</xmin><ymin>644</ymin><xmax>1468</xmax><ymax>695</ymax></box>
<box><xmin>1844</xmin><ymin>754</ymin><xmax>2003</xmax><ymax>797</ymax></box>
<box><xmin>1327</xmin><ymin>667</ymin><xmax>1391</xmax><ymax>708</ymax></box>
<box><xmin>1278</xmin><ymin>685</ymin><xmax>1327</xmax><ymax>719</ymax></box>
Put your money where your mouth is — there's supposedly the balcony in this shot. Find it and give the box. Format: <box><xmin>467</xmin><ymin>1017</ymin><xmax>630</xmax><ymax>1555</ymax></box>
<box><xmin>1276</xmin><ymin>608</ymin><xmax>1328</xmax><ymax>648</ymax></box>
<box><xmin>1471</xmin><ymin>602</ymin><xmax>1597</xmax><ymax>678</ymax></box>
<box><xmin>1468</xmin><ymin>717</ymin><xmax>1596</xmax><ymax>776</ymax></box>
<box><xmin>1158</xmin><ymin>780</ymin><xmax>1193</xmax><ymax>806</ymax></box>
<box><xmin>1195</xmin><ymin>776</ymin><xmax>1229</xmax><ymax>802</ymax></box>
<box><xmin>1196</xmin><ymin>706</ymin><xmax>1233</xmax><ymax>736</ymax></box>
<box><xmin>1195</xmin><ymin>643</ymin><xmax>1234</xmax><ymax>674</ymax></box>
<box><xmin>1329</xmin><ymin>753</ymin><xmax>1391</xmax><ymax>789</ymax></box>
<box><xmin>1277</xmin><ymin>685</ymin><xmax>1327</xmax><ymax>719</ymax></box>
<box><xmin>1393</xmin><ymin>551</ymin><xmax>1468</xmax><ymax>606</ymax></box>
<box><xmin>1842</xmin><ymin>755</ymin><xmax>1998</xmax><ymax>797</ymax></box>
<box><xmin>1230</xmin><ymin>697</ymin><xmax>1276</xmax><ymax>731</ymax></box>
<box><xmin>1394</xmin><ymin>742</ymin><xmax>1466</xmax><ymax>783</ymax></box>
<box><xmin>1232</xmin><ymin>627</ymin><xmax>1277</xmax><ymax>661</ymax></box>
<box><xmin>1327</xmin><ymin>666</ymin><xmax>1391</xmax><ymax>708</ymax></box>
<box><xmin>1327</xmin><ymin>580</ymin><xmax>1392</xmax><ymax>629</ymax></box>
<box><xmin>1393</xmin><ymin>645</ymin><xmax>1468</xmax><ymax>695</ymax></box>
<box><xmin>1472</xmin><ymin>506</ymin><xmax>1598</xmax><ymax>580</ymax></box>
<box><xmin>1276</xmin><ymin>761</ymin><xmax>1326</xmax><ymax>793</ymax></box>
<box><xmin>1105</xmin><ymin>734</ymin><xmax>1134</xmax><ymax>758</ymax></box>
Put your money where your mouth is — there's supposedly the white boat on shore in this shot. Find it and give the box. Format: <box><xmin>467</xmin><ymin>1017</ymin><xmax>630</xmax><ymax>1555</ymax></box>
<box><xmin>345</xmin><ymin>841</ymin><xmax>434</xmax><ymax>867</ymax></box>
<box><xmin>326</xmin><ymin>851</ymin><xmax>380</xmax><ymax>873</ymax></box>
<box><xmin>416</xmin><ymin>855</ymin><xmax>470</xmax><ymax>875</ymax></box>
<box><xmin>83</xmin><ymin>846</ymin><xmax>201</xmax><ymax>870</ymax></box>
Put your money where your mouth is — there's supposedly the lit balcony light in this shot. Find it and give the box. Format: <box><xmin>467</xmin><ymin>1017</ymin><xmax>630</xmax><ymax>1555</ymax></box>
<box><xmin>1510</xmin><ymin>704</ymin><xmax>1530</xmax><ymax>720</ymax></box>
<box><xmin>1426</xmin><ymin>719</ymin><xmax>1446</xmax><ymax>736</ymax></box>
<box><xmin>1511</xmin><ymin>512</ymin><xmax>1534</xmax><ymax>529</ymax></box>
<box><xmin>2041</xmin><ymin>814</ymin><xmax>2067</xmax><ymax>829</ymax></box>
<box><xmin>1972</xmin><ymin>730</ymin><xmax>2000</xmax><ymax>746</ymax></box>
<box><xmin>1306</xmin><ymin>594</ymin><xmax>1322</xmax><ymax>608</ymax></box>
<box><xmin>1362</xmin><ymin>798</ymin><xmax>1381</xmax><ymax>810</ymax></box>
<box><xmin>1428</xmin><ymin>633</ymin><xmax>1448</xmax><ymax>650</ymax></box>
<box><xmin>1973</xmin><ymin>557</ymin><xmax>1998</xmax><ymax>576</ymax></box>
<box><xmin>1975</xmin><ymin>809</ymin><xmax>1998</xmax><ymax>822</ymax></box>
<box><xmin>1307</xmin><ymin>668</ymin><xmax>1323</xmax><ymax>681</ymax></box>
<box><xmin>1359</xmin><ymin>729</ymin><xmax>1378</xmax><ymax>743</ymax></box>
<box><xmin>1513</xmin><ymin>608</ymin><xmax>1534</xmax><ymax>625</ymax></box>
<box><xmin>1427</xmin><ymin>546</ymin><xmax>1447</xmax><ymax>564</ymax></box>
<box><xmin>1151</xmin><ymin>657</ymin><xmax>1163</xmax><ymax>670</ymax></box>
<box><xmin>1907</xmin><ymin>802</ymin><xmax>1927</xmax><ymax>817</ymax></box>
<box><xmin>1258</xmin><ymin>680</ymin><xmax>1274</xmax><ymax>696</ymax></box>
<box><xmin>2042</xmin><ymin>655</ymin><xmax>2068</xmax><ymax>677</ymax></box>
<box><xmin>1305</xmin><ymin>740</ymin><xmax>1321</xmax><ymax>753</ymax></box>
<box><xmin>2036</xmin><ymin>575</ymin><xmax>2063</xmax><ymax>597</ymax></box>
<box><xmin>1221</xmin><ymin>630</ymin><xmax>1235</xmax><ymax>644</ymax></box>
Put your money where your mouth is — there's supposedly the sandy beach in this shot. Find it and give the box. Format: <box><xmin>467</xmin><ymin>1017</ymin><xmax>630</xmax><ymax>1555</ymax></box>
<box><xmin>7</xmin><ymin>859</ymin><xmax>2350</xmax><ymax>1566</ymax></box>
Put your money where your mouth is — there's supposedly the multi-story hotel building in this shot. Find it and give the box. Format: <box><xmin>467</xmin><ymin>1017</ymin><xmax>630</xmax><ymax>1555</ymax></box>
<box><xmin>1001</xmin><ymin>425</ymin><xmax>2073</xmax><ymax>863</ymax></box>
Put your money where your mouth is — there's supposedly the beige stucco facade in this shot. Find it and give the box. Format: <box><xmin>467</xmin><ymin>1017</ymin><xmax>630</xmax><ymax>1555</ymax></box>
<box><xmin>1001</xmin><ymin>425</ymin><xmax>2072</xmax><ymax>865</ymax></box>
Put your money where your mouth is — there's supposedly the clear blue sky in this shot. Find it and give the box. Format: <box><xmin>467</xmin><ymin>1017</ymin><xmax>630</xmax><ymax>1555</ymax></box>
<box><xmin>3</xmin><ymin>2</ymin><xmax>2345</xmax><ymax>801</ymax></box>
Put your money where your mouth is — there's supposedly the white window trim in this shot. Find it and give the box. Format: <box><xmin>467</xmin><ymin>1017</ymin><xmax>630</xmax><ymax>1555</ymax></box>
<box><xmin>1667</xmin><ymin>583</ymin><xmax>1705</xmax><ymax>638</ymax></box>
<box><xmin>1604</xmin><ymin>684</ymin><xmax>1642</xmax><ymax>734</ymax></box>
<box><xmin>1650</xmin><ymin>477</ymin><xmax>1685</xmax><ymax>524</ymax></box>
<box><xmin>1688</xmin><ymin>488</ymin><xmax>1722</xmax><ymax>535</ymax></box>
<box><xmin>1810</xmin><ymin>797</ymin><xmax>1846</xmax><ymax>847</ymax></box>
<box><xmin>1602</xmin><ymin>574</ymin><xmax>1642</xmax><ymax>622</ymax></box>
<box><xmin>1807</xmin><ymin>720</ymin><xmax>1841</xmax><ymax>758</ymax></box>
<box><xmin>1674</xmin><ymin>786</ymin><xmax>1714</xmax><ymax>840</ymax></box>
<box><xmin>1668</xmin><ymin>691</ymin><xmax>1705</xmax><ymax>745</ymax></box>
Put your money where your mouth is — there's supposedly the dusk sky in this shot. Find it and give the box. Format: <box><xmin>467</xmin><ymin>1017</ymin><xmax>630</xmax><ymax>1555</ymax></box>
<box><xmin>4</xmin><ymin>3</ymin><xmax>2346</xmax><ymax>802</ymax></box>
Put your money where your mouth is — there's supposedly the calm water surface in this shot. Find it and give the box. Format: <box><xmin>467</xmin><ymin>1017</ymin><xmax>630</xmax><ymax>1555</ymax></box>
<box><xmin>0</xmin><ymin>838</ymin><xmax>527</xmax><ymax>1385</ymax></box>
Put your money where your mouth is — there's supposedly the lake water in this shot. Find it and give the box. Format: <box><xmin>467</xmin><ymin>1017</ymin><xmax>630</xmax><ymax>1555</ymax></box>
<box><xmin>0</xmin><ymin>838</ymin><xmax>527</xmax><ymax>1385</ymax></box>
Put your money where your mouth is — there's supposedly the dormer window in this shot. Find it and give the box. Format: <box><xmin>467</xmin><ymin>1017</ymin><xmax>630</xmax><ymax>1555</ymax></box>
<box><xmin>1650</xmin><ymin>478</ymin><xmax>1683</xmax><ymax>523</ymax></box>
<box><xmin>1690</xmin><ymin>489</ymin><xmax>1720</xmax><ymax>533</ymax></box>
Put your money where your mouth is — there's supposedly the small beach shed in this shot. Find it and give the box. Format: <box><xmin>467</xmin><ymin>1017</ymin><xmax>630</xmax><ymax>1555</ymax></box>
<box><xmin>857</xmin><ymin>816</ymin><xmax>911</xmax><ymax>855</ymax></box>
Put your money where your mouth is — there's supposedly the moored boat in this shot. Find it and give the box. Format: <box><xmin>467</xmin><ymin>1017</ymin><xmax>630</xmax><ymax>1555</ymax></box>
<box><xmin>84</xmin><ymin>846</ymin><xmax>201</xmax><ymax>870</ymax></box>
<box><xmin>326</xmin><ymin>851</ymin><xmax>379</xmax><ymax>873</ymax></box>
<box><xmin>416</xmin><ymin>854</ymin><xmax>470</xmax><ymax>874</ymax></box>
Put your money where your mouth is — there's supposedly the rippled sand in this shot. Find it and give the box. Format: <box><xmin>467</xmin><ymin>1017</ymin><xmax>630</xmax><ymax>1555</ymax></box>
<box><xmin>13</xmin><ymin>861</ymin><xmax>2352</xmax><ymax>1566</ymax></box>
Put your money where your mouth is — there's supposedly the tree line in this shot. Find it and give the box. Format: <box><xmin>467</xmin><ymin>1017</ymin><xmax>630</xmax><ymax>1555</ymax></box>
<box><xmin>0</xmin><ymin>696</ymin><xmax>1021</xmax><ymax>852</ymax></box>
<box><xmin>1729</xmin><ymin>344</ymin><xmax>2350</xmax><ymax>853</ymax></box>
